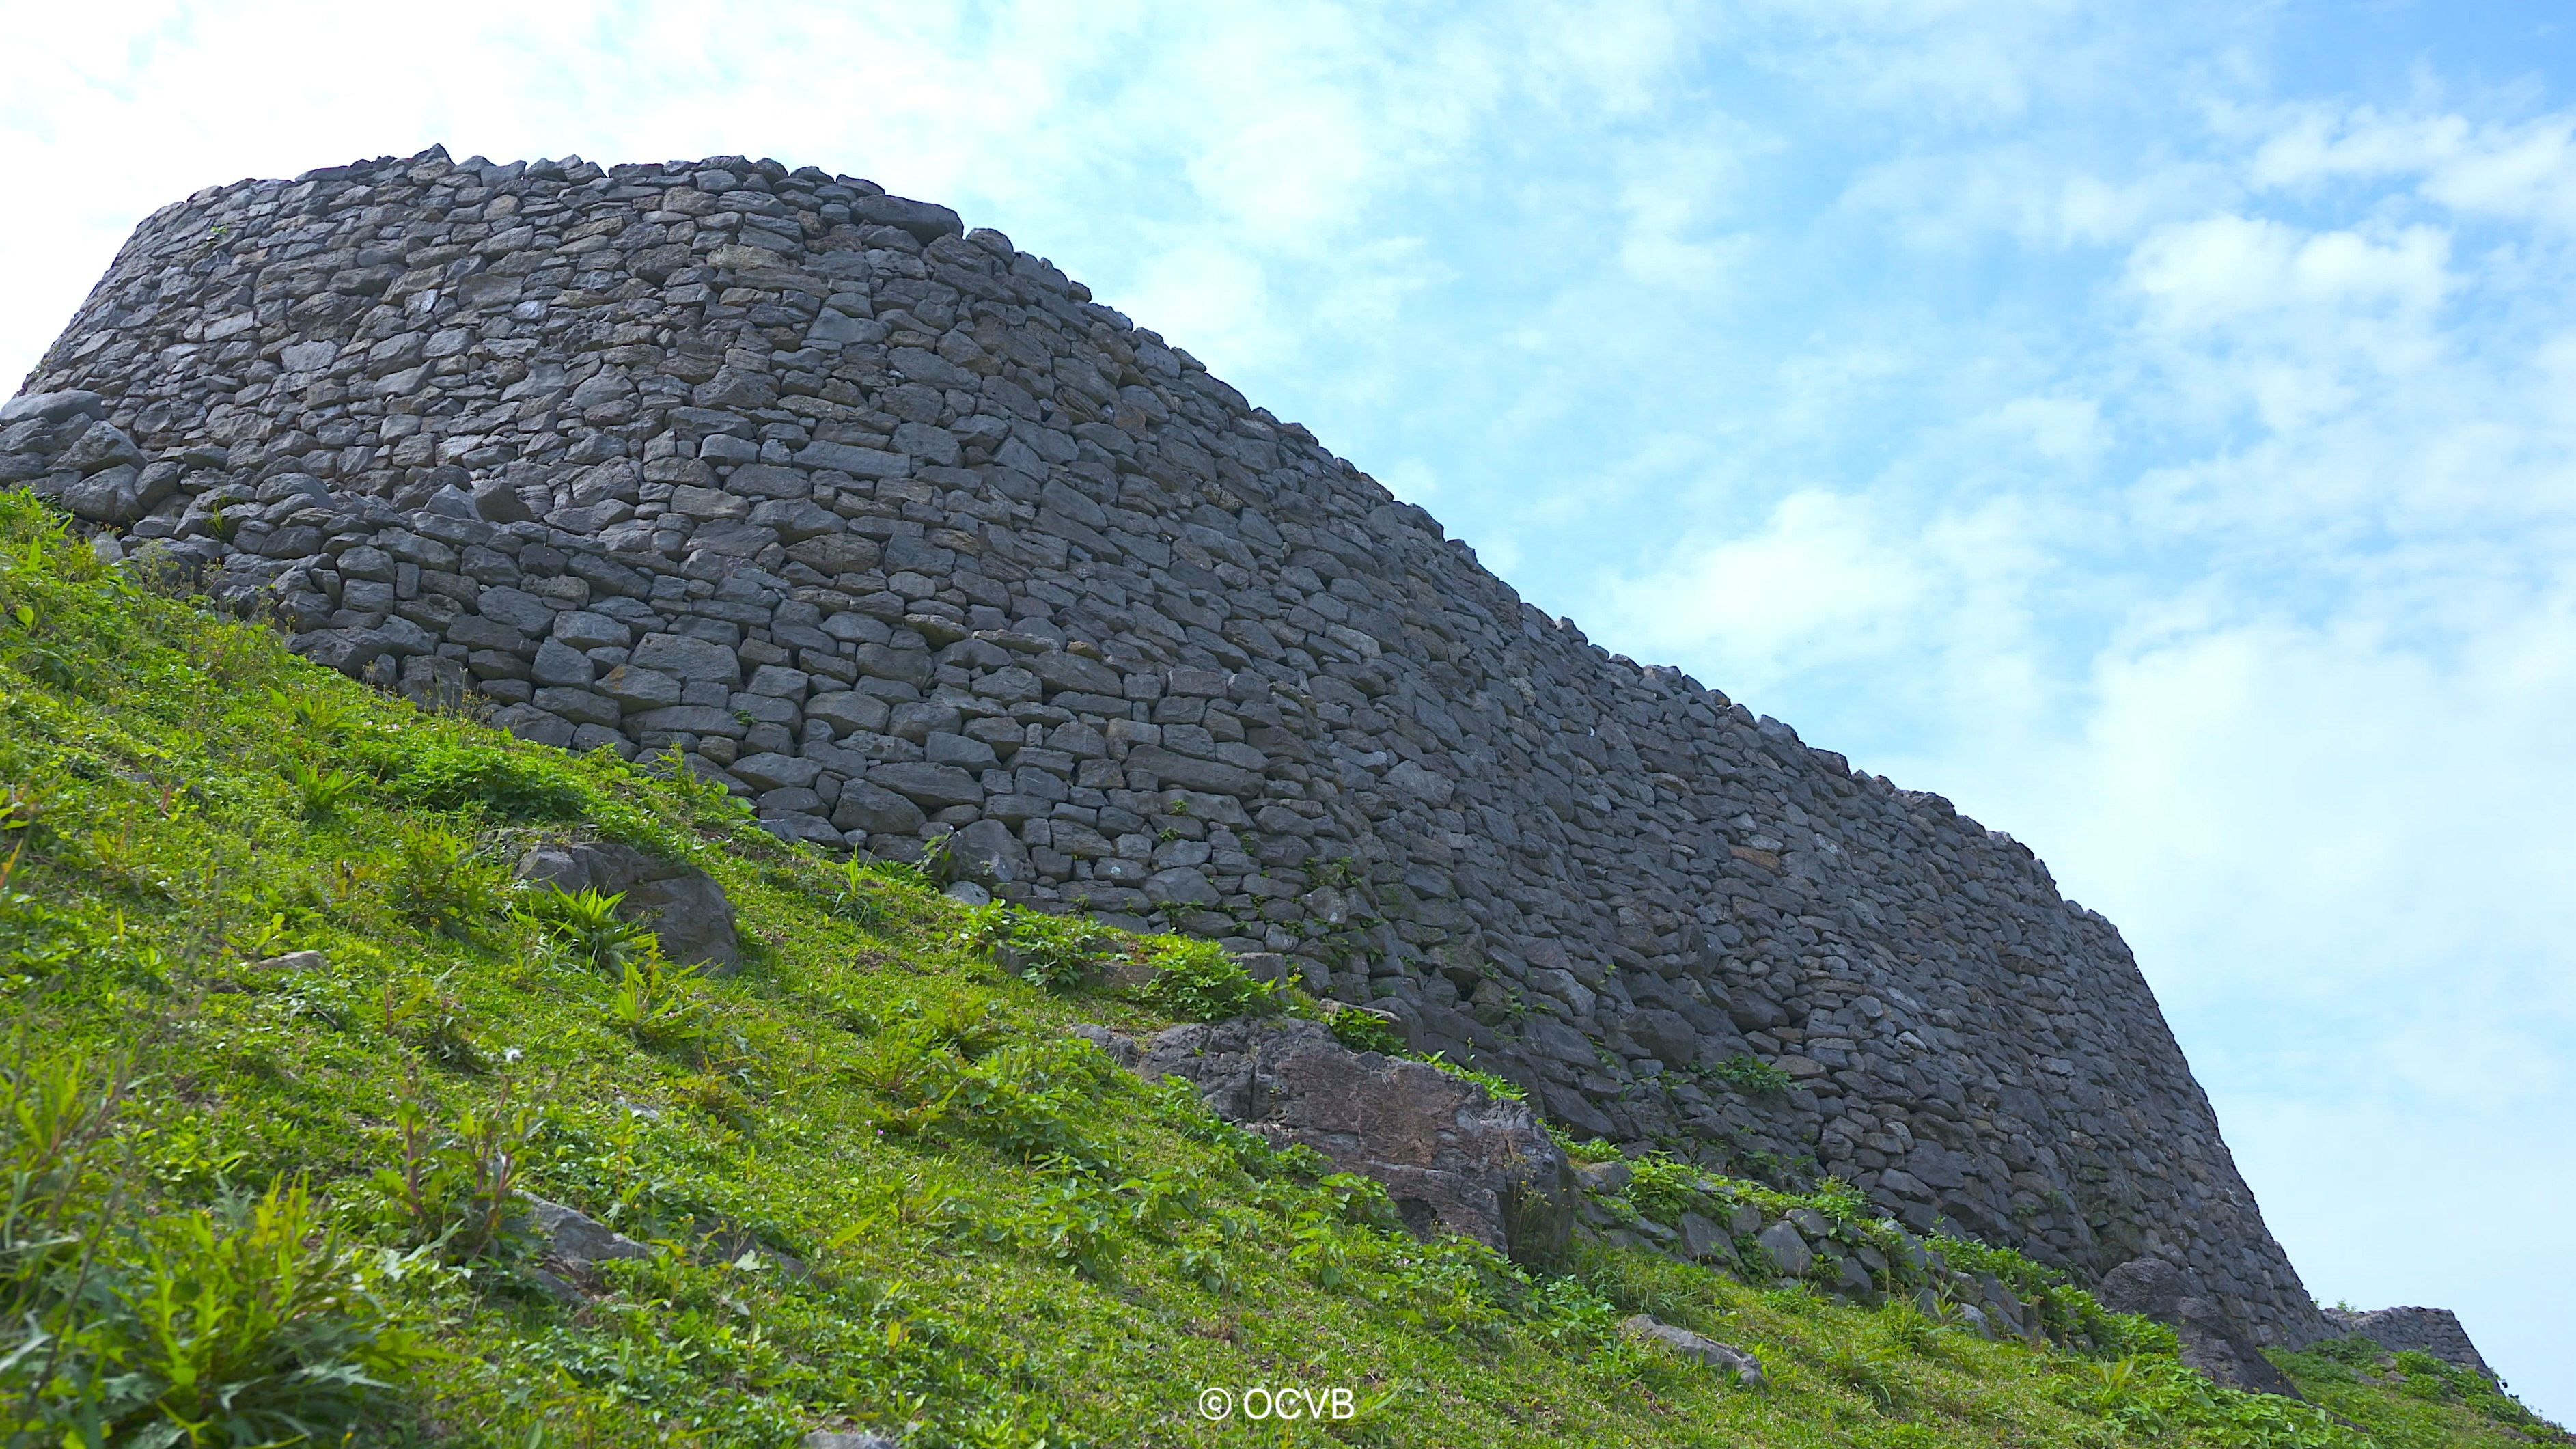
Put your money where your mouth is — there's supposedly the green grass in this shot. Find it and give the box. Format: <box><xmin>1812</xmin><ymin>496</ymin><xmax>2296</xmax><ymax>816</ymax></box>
<box><xmin>0</xmin><ymin>486</ymin><xmax>2564</xmax><ymax>1447</ymax></box>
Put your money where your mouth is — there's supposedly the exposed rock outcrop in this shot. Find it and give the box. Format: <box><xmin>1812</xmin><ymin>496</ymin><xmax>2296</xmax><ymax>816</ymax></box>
<box><xmin>1134</xmin><ymin>1016</ymin><xmax>1575</xmax><ymax>1266</ymax></box>
<box><xmin>2323</xmin><ymin>1305</ymin><xmax>2500</xmax><ymax>1385</ymax></box>
<box><xmin>1620</xmin><ymin>1314</ymin><xmax>1767</xmax><ymax>1387</ymax></box>
<box><xmin>2096</xmin><ymin>1256</ymin><xmax>2303</xmax><ymax>1398</ymax></box>
<box><xmin>518</xmin><ymin>1193</ymin><xmax>650</xmax><ymax>1269</ymax></box>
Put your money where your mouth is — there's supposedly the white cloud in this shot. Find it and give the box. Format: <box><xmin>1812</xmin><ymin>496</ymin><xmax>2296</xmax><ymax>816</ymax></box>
<box><xmin>1377</xmin><ymin>458</ymin><xmax>1441</xmax><ymax>501</ymax></box>
<box><xmin>2123</xmin><ymin>215</ymin><xmax>2454</xmax><ymax>331</ymax></box>
<box><xmin>2250</xmin><ymin>104</ymin><xmax>2576</xmax><ymax>230</ymax></box>
<box><xmin>1986</xmin><ymin>394</ymin><xmax>2108</xmax><ymax>464</ymax></box>
<box><xmin>1841</xmin><ymin>148</ymin><xmax>2235</xmax><ymax>251</ymax></box>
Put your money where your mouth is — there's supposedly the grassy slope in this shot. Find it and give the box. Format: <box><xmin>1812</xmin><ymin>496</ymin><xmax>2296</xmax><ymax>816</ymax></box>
<box><xmin>0</xmin><ymin>488</ymin><xmax>2562</xmax><ymax>1448</ymax></box>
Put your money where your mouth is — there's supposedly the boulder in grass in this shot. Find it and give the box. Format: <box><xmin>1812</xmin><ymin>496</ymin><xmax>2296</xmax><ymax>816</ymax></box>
<box><xmin>514</xmin><ymin>840</ymin><xmax>740</xmax><ymax>971</ymax></box>
<box><xmin>1137</xmin><ymin>1016</ymin><xmax>1575</xmax><ymax>1267</ymax></box>
<box><xmin>1620</xmin><ymin>1314</ymin><xmax>1767</xmax><ymax>1388</ymax></box>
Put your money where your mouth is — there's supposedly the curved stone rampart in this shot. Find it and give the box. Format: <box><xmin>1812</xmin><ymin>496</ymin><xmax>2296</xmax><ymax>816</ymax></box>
<box><xmin>6</xmin><ymin>144</ymin><xmax>2326</xmax><ymax>1341</ymax></box>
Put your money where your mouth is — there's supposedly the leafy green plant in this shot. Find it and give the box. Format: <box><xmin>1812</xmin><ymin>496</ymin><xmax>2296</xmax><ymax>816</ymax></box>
<box><xmin>923</xmin><ymin>1040</ymin><xmax>1111</xmax><ymax>1172</ymax></box>
<box><xmin>1021</xmin><ymin>1176</ymin><xmax>1121</xmax><ymax>1280</ymax></box>
<box><xmin>1287</xmin><ymin>1205</ymin><xmax>1351</xmax><ymax>1289</ymax></box>
<box><xmin>284</xmin><ymin>759</ymin><xmax>361</xmax><ymax>819</ymax></box>
<box><xmin>1302</xmin><ymin>856</ymin><xmax>1364</xmax><ymax>891</ymax></box>
<box><xmin>1709</xmin><ymin>1053</ymin><xmax>1791</xmax><ymax>1096</ymax></box>
<box><xmin>370</xmin><ymin>1066</ymin><xmax>536</xmax><ymax>1259</ymax></box>
<box><xmin>0</xmin><ymin>1049</ymin><xmax>126</xmax><ymax>1341</ymax></box>
<box><xmin>1</xmin><ymin>780</ymin><xmax>59</xmax><ymax>836</ymax></box>
<box><xmin>1</xmin><ymin>861</ymin><xmax>91</xmax><ymax>985</ymax></box>
<box><xmin>1872</xmin><ymin>1299</ymin><xmax>1946</xmax><ymax>1357</ymax></box>
<box><xmin>1823</xmin><ymin>1338</ymin><xmax>1913</xmax><ymax>1412</ymax></box>
<box><xmin>913</xmin><ymin>831</ymin><xmax>967</xmax><ymax>887</ymax></box>
<box><xmin>0</xmin><ymin>1048</ymin><xmax>430</xmax><ymax>1441</ymax></box>
<box><xmin>825</xmin><ymin>855</ymin><xmax>888</xmax><ymax>924</ymax></box>
<box><xmin>387</xmin><ymin>822</ymin><xmax>506</xmax><ymax>936</ymax></box>
<box><xmin>1810</xmin><ymin>1175</ymin><xmax>1871</xmax><ymax>1224</ymax></box>
<box><xmin>46</xmin><ymin>1181</ymin><xmax>435</xmax><ymax>1444</ymax></box>
<box><xmin>648</xmin><ymin>743</ymin><xmax>751</xmax><ymax>827</ymax></box>
<box><xmin>268</xmin><ymin>686</ymin><xmax>357</xmax><ymax>737</ymax></box>
<box><xmin>1322</xmin><ymin>1002</ymin><xmax>1407</xmax><ymax>1054</ymax></box>
<box><xmin>1124</xmin><ymin>939</ymin><xmax>1275</xmax><ymax>1021</ymax></box>
<box><xmin>378</xmin><ymin>974</ymin><xmax>485</xmax><ymax>1068</ymax></box>
<box><xmin>1414</xmin><ymin>1052</ymin><xmax>1527</xmax><ymax>1100</ymax></box>
<box><xmin>995</xmin><ymin>917</ymin><xmax>1114</xmax><ymax>992</ymax></box>
<box><xmin>952</xmin><ymin>902</ymin><xmax>1016</xmax><ymax>953</ymax></box>
<box><xmin>605</xmin><ymin>952</ymin><xmax>707</xmax><ymax>1050</ymax></box>
<box><xmin>1625</xmin><ymin>1155</ymin><xmax>1709</xmax><ymax>1226</ymax></box>
<box><xmin>517</xmin><ymin>885</ymin><xmax>654</xmax><ymax>971</ymax></box>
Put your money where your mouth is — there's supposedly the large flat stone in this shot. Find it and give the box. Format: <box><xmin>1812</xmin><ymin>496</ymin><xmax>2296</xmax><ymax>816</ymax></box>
<box><xmin>1136</xmin><ymin>1017</ymin><xmax>1575</xmax><ymax>1267</ymax></box>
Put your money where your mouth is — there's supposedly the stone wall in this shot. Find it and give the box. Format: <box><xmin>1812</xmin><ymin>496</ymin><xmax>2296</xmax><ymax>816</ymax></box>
<box><xmin>5</xmin><ymin>144</ymin><xmax>2328</xmax><ymax>1342</ymax></box>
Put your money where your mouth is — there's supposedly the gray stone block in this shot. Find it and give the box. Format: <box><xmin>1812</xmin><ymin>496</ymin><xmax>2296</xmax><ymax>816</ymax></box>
<box><xmin>532</xmin><ymin>687</ymin><xmax>620</xmax><ymax>727</ymax></box>
<box><xmin>733</xmin><ymin>751</ymin><xmax>822</xmax><ymax>792</ymax></box>
<box><xmin>869</xmin><ymin>762</ymin><xmax>984</xmax><ymax>808</ymax></box>
<box><xmin>807</xmin><ymin>690</ymin><xmax>891</xmax><ymax>735</ymax></box>
<box><xmin>1757</xmin><ymin>1220</ymin><xmax>1811</xmax><ymax>1277</ymax></box>
<box><xmin>634</xmin><ymin>631</ymin><xmax>743</xmax><ymax>685</ymax></box>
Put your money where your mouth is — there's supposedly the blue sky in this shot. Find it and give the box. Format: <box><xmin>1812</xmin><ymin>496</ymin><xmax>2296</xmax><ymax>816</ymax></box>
<box><xmin>5</xmin><ymin>0</ymin><xmax>2571</xmax><ymax>1416</ymax></box>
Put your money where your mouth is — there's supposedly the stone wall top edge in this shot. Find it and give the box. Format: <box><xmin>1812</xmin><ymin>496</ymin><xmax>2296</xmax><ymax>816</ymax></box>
<box><xmin>65</xmin><ymin>152</ymin><xmax>2112</xmax><ymax>928</ymax></box>
<box><xmin>63</xmin><ymin>143</ymin><xmax>2101</xmax><ymax>936</ymax></box>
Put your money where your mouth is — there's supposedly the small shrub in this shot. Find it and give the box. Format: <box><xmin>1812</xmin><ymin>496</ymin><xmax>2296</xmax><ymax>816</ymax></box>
<box><xmin>0</xmin><ymin>1052</ymin><xmax>430</xmax><ymax>1439</ymax></box>
<box><xmin>1708</xmin><ymin>1053</ymin><xmax>1791</xmax><ymax>1096</ymax></box>
<box><xmin>951</xmin><ymin>902</ymin><xmax>1016</xmax><ymax>954</ymax></box>
<box><xmin>676</xmin><ymin>1070</ymin><xmax>759</xmax><ymax>1133</ymax></box>
<box><xmin>1</xmin><ymin>868</ymin><xmax>89</xmax><ymax>984</ymax></box>
<box><xmin>1323</xmin><ymin>1003</ymin><xmax>1406</xmax><ymax>1055</ymax></box>
<box><xmin>913</xmin><ymin>831</ymin><xmax>968</xmax><ymax>886</ymax></box>
<box><xmin>929</xmin><ymin>1039</ymin><xmax>1111</xmax><ymax>1170</ymax></box>
<box><xmin>388</xmin><ymin>823</ymin><xmax>507</xmax><ymax>936</ymax></box>
<box><xmin>1810</xmin><ymin>1174</ymin><xmax>1872</xmax><ymax>1224</ymax></box>
<box><xmin>1625</xmin><ymin>1155</ymin><xmax>1707</xmax><ymax>1226</ymax></box>
<box><xmin>0</xmin><ymin>1049</ymin><xmax>123</xmax><ymax>1319</ymax></box>
<box><xmin>1286</xmin><ymin>1206</ymin><xmax>1351</xmax><ymax>1289</ymax></box>
<box><xmin>268</xmin><ymin>686</ymin><xmax>358</xmax><ymax>737</ymax></box>
<box><xmin>2310</xmin><ymin>1335</ymin><xmax>2385</xmax><ymax>1368</ymax></box>
<box><xmin>648</xmin><ymin>744</ymin><xmax>752</xmax><ymax>827</ymax></box>
<box><xmin>824</xmin><ymin>856</ymin><xmax>887</xmax><ymax>925</ymax></box>
<box><xmin>1126</xmin><ymin>939</ymin><xmax>1275</xmax><ymax>1021</ymax></box>
<box><xmin>1555</xmin><ymin>1135</ymin><xmax>1622</xmax><ymax>1165</ymax></box>
<box><xmin>55</xmin><ymin>1182</ymin><xmax>435</xmax><ymax>1443</ymax></box>
<box><xmin>1873</xmin><ymin>1299</ymin><xmax>1945</xmax><ymax>1357</ymax></box>
<box><xmin>1021</xmin><ymin>1176</ymin><xmax>1121</xmax><ymax>1280</ymax></box>
<box><xmin>371</xmin><ymin>1068</ymin><xmax>536</xmax><ymax>1258</ymax></box>
<box><xmin>960</xmin><ymin>908</ymin><xmax>1123</xmax><ymax>992</ymax></box>
<box><xmin>378</xmin><ymin>974</ymin><xmax>485</xmax><ymax>1069</ymax></box>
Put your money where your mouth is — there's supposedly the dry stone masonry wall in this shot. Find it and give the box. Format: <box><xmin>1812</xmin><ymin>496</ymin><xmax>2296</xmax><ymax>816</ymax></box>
<box><xmin>8</xmin><ymin>145</ymin><xmax>2327</xmax><ymax>1344</ymax></box>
